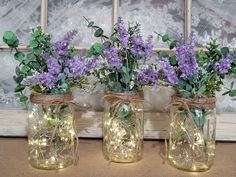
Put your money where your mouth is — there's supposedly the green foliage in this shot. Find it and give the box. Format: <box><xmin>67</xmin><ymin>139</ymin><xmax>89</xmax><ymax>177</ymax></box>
<box><xmin>2</xmin><ymin>26</ymin><xmax>54</xmax><ymax>107</ymax></box>
<box><xmin>87</xmin><ymin>42</ymin><xmax>103</xmax><ymax>57</ymax></box>
<box><xmin>3</xmin><ymin>31</ymin><xmax>19</xmax><ymax>48</ymax></box>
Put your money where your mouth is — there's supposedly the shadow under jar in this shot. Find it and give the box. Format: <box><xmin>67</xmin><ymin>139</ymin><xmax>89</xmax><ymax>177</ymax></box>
<box><xmin>28</xmin><ymin>93</ymin><xmax>78</xmax><ymax>170</ymax></box>
<box><xmin>168</xmin><ymin>96</ymin><xmax>216</xmax><ymax>172</ymax></box>
<box><xmin>103</xmin><ymin>91</ymin><xmax>144</xmax><ymax>163</ymax></box>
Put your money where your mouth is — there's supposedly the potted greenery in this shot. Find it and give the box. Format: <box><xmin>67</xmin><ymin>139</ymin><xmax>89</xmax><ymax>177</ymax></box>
<box><xmin>3</xmin><ymin>27</ymin><xmax>97</xmax><ymax>170</ymax></box>
<box><xmin>155</xmin><ymin>33</ymin><xmax>236</xmax><ymax>171</ymax></box>
<box><xmin>84</xmin><ymin>17</ymin><xmax>157</xmax><ymax>163</ymax></box>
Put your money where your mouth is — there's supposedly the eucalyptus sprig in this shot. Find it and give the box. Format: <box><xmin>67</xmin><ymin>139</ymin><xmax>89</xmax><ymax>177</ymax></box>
<box><xmin>3</xmin><ymin>27</ymin><xmax>52</xmax><ymax>108</ymax></box>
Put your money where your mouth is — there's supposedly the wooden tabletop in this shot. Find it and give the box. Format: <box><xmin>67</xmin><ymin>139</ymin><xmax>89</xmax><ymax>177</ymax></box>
<box><xmin>0</xmin><ymin>138</ymin><xmax>235</xmax><ymax>177</ymax></box>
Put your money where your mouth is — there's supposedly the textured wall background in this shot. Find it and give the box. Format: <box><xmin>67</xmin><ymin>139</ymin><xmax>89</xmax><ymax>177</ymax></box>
<box><xmin>0</xmin><ymin>0</ymin><xmax>236</xmax><ymax>112</ymax></box>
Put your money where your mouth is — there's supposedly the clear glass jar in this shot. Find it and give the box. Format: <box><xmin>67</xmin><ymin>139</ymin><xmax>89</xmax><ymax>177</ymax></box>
<box><xmin>168</xmin><ymin>105</ymin><xmax>216</xmax><ymax>172</ymax></box>
<box><xmin>28</xmin><ymin>94</ymin><xmax>77</xmax><ymax>170</ymax></box>
<box><xmin>103</xmin><ymin>92</ymin><xmax>144</xmax><ymax>163</ymax></box>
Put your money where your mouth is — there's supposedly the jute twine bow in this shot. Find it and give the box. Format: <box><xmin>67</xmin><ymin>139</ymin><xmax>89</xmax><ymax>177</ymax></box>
<box><xmin>163</xmin><ymin>95</ymin><xmax>216</xmax><ymax>164</ymax></box>
<box><xmin>103</xmin><ymin>91</ymin><xmax>144</xmax><ymax>107</ymax></box>
<box><xmin>103</xmin><ymin>91</ymin><xmax>144</xmax><ymax>163</ymax></box>
<box><xmin>30</xmin><ymin>92</ymin><xmax>86</xmax><ymax>170</ymax></box>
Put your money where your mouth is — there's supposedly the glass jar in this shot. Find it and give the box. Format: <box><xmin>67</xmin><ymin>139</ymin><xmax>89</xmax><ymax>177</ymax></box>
<box><xmin>103</xmin><ymin>91</ymin><xmax>144</xmax><ymax>163</ymax></box>
<box><xmin>28</xmin><ymin>93</ymin><xmax>77</xmax><ymax>170</ymax></box>
<box><xmin>168</xmin><ymin>100</ymin><xmax>216</xmax><ymax>172</ymax></box>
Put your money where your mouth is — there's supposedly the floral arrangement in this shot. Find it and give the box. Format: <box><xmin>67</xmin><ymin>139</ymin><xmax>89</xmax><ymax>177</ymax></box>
<box><xmin>84</xmin><ymin>17</ymin><xmax>155</xmax><ymax>92</ymax></box>
<box><xmin>153</xmin><ymin>33</ymin><xmax>236</xmax><ymax>99</ymax></box>
<box><xmin>3</xmin><ymin>26</ymin><xmax>97</xmax><ymax>107</ymax></box>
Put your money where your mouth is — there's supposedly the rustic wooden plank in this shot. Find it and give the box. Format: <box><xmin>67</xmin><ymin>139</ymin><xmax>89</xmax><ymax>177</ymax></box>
<box><xmin>0</xmin><ymin>109</ymin><xmax>235</xmax><ymax>140</ymax></box>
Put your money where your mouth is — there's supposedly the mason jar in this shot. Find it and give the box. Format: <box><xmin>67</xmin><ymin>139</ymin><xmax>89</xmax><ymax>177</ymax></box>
<box><xmin>168</xmin><ymin>96</ymin><xmax>216</xmax><ymax>172</ymax></box>
<box><xmin>28</xmin><ymin>93</ymin><xmax>77</xmax><ymax>170</ymax></box>
<box><xmin>103</xmin><ymin>91</ymin><xmax>144</xmax><ymax>163</ymax></box>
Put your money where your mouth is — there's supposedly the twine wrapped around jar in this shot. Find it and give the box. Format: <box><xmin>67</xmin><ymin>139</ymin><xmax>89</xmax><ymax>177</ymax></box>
<box><xmin>103</xmin><ymin>91</ymin><xmax>144</xmax><ymax>108</ymax></box>
<box><xmin>30</xmin><ymin>92</ymin><xmax>80</xmax><ymax>169</ymax></box>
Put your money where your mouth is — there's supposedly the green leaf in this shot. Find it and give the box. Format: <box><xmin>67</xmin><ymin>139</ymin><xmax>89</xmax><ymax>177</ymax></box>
<box><xmin>229</xmin><ymin>89</ymin><xmax>236</xmax><ymax>97</ymax></box>
<box><xmin>221</xmin><ymin>47</ymin><xmax>229</xmax><ymax>57</ymax></box>
<box><xmin>93</xmin><ymin>43</ymin><xmax>103</xmax><ymax>53</ymax></box>
<box><xmin>88</xmin><ymin>21</ymin><xmax>94</xmax><ymax>27</ymax></box>
<box><xmin>21</xmin><ymin>65</ymin><xmax>31</xmax><ymax>74</ymax></box>
<box><xmin>198</xmin><ymin>85</ymin><xmax>206</xmax><ymax>93</ymax></box>
<box><xmin>32</xmin><ymin>27</ymin><xmax>42</xmax><ymax>37</ymax></box>
<box><xmin>3</xmin><ymin>31</ymin><xmax>19</xmax><ymax>48</ymax></box>
<box><xmin>231</xmin><ymin>81</ymin><xmax>234</xmax><ymax>90</ymax></box>
<box><xmin>14</xmin><ymin>52</ymin><xmax>25</xmax><ymax>63</ymax></box>
<box><xmin>169</xmin><ymin>40</ymin><xmax>177</xmax><ymax>50</ymax></box>
<box><xmin>222</xmin><ymin>90</ymin><xmax>230</xmax><ymax>96</ymax></box>
<box><xmin>29</xmin><ymin>39</ymin><xmax>39</xmax><ymax>48</ymax></box>
<box><xmin>169</xmin><ymin>56</ymin><xmax>177</xmax><ymax>65</ymax></box>
<box><xmin>94</xmin><ymin>28</ymin><xmax>104</xmax><ymax>37</ymax></box>
<box><xmin>20</xmin><ymin>95</ymin><xmax>28</xmax><ymax>102</ymax></box>
<box><xmin>15</xmin><ymin>84</ymin><xmax>25</xmax><ymax>92</ymax></box>
<box><xmin>15</xmin><ymin>66</ymin><xmax>21</xmax><ymax>75</ymax></box>
<box><xmin>185</xmin><ymin>84</ymin><xmax>192</xmax><ymax>91</ymax></box>
<box><xmin>13</xmin><ymin>75</ymin><xmax>23</xmax><ymax>84</ymax></box>
<box><xmin>25</xmin><ymin>53</ymin><xmax>36</xmax><ymax>64</ymax></box>
<box><xmin>162</xmin><ymin>34</ymin><xmax>169</xmax><ymax>42</ymax></box>
<box><xmin>34</xmin><ymin>48</ymin><xmax>42</xmax><ymax>56</ymax></box>
<box><xmin>30</xmin><ymin>62</ymin><xmax>41</xmax><ymax>70</ymax></box>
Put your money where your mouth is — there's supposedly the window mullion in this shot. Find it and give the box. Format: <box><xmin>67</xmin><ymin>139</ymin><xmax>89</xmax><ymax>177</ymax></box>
<box><xmin>184</xmin><ymin>0</ymin><xmax>192</xmax><ymax>40</ymax></box>
<box><xmin>40</xmin><ymin>0</ymin><xmax>48</xmax><ymax>33</ymax></box>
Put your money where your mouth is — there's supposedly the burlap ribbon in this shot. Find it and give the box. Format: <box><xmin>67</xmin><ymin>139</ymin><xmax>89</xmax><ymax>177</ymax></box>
<box><xmin>30</xmin><ymin>92</ymin><xmax>83</xmax><ymax>170</ymax></box>
<box><xmin>163</xmin><ymin>95</ymin><xmax>216</xmax><ymax>164</ymax></box>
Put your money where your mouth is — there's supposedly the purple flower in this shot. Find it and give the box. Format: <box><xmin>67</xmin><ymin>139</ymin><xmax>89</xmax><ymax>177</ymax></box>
<box><xmin>22</xmin><ymin>73</ymin><xmax>40</xmax><ymax>86</ymax></box>
<box><xmin>37</xmin><ymin>72</ymin><xmax>58</xmax><ymax>89</ymax></box>
<box><xmin>103</xmin><ymin>47</ymin><xmax>122</xmax><ymax>68</ymax></box>
<box><xmin>131</xmin><ymin>34</ymin><xmax>144</xmax><ymax>57</ymax></box>
<box><xmin>158</xmin><ymin>58</ymin><xmax>178</xmax><ymax>84</ymax></box>
<box><xmin>46</xmin><ymin>56</ymin><xmax>61</xmax><ymax>75</ymax></box>
<box><xmin>138</xmin><ymin>66</ymin><xmax>159</xmax><ymax>86</ymax></box>
<box><xmin>65</xmin><ymin>56</ymin><xmax>90</xmax><ymax>78</ymax></box>
<box><xmin>54</xmin><ymin>30</ymin><xmax>78</xmax><ymax>57</ymax></box>
<box><xmin>87</xmin><ymin>56</ymin><xmax>99</xmax><ymax>70</ymax></box>
<box><xmin>215</xmin><ymin>53</ymin><xmax>233</xmax><ymax>74</ymax></box>
<box><xmin>176</xmin><ymin>34</ymin><xmax>198</xmax><ymax>80</ymax></box>
<box><xmin>116</xmin><ymin>17</ymin><xmax>129</xmax><ymax>48</ymax></box>
<box><xmin>144</xmin><ymin>35</ymin><xmax>153</xmax><ymax>58</ymax></box>
<box><xmin>131</xmin><ymin>34</ymin><xmax>153</xmax><ymax>58</ymax></box>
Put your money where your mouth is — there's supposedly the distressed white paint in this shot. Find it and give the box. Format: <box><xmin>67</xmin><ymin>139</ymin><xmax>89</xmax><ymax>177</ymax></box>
<box><xmin>0</xmin><ymin>109</ymin><xmax>235</xmax><ymax>141</ymax></box>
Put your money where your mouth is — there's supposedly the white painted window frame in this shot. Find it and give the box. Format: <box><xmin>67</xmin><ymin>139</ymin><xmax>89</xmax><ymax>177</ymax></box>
<box><xmin>0</xmin><ymin>0</ymin><xmax>235</xmax><ymax>140</ymax></box>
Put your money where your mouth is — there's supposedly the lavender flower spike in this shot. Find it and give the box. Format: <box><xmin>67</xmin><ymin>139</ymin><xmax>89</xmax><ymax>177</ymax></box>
<box><xmin>116</xmin><ymin>17</ymin><xmax>129</xmax><ymax>48</ymax></box>
<box><xmin>54</xmin><ymin>29</ymin><xmax>78</xmax><ymax>57</ymax></box>
<box><xmin>46</xmin><ymin>56</ymin><xmax>61</xmax><ymax>75</ymax></box>
<box><xmin>103</xmin><ymin>47</ymin><xmax>122</xmax><ymax>68</ymax></box>
<box><xmin>131</xmin><ymin>34</ymin><xmax>144</xmax><ymax>57</ymax></box>
<box><xmin>215</xmin><ymin>53</ymin><xmax>234</xmax><ymax>74</ymax></box>
<box><xmin>138</xmin><ymin>66</ymin><xmax>159</xmax><ymax>86</ymax></box>
<box><xmin>144</xmin><ymin>35</ymin><xmax>153</xmax><ymax>58</ymax></box>
<box><xmin>176</xmin><ymin>34</ymin><xmax>198</xmax><ymax>80</ymax></box>
<box><xmin>158</xmin><ymin>58</ymin><xmax>178</xmax><ymax>84</ymax></box>
<box><xmin>37</xmin><ymin>72</ymin><xmax>57</xmax><ymax>89</ymax></box>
